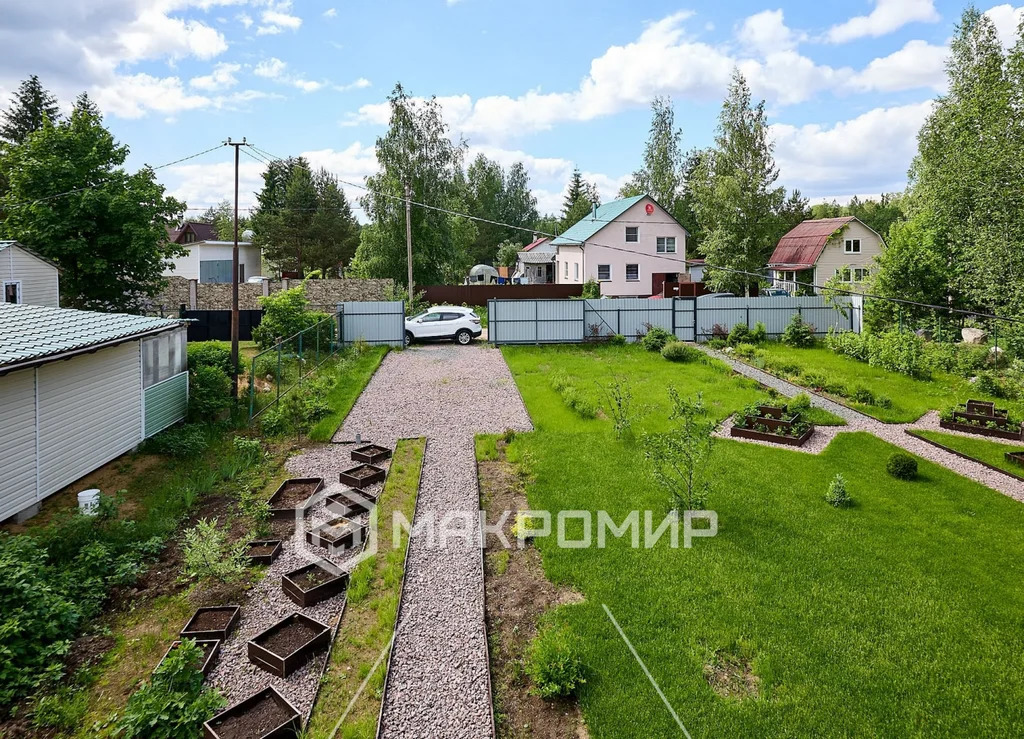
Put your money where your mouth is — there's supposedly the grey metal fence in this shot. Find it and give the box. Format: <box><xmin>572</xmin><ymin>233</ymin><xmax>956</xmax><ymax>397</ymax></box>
<box><xmin>488</xmin><ymin>296</ymin><xmax>860</xmax><ymax>345</ymax></box>
<box><xmin>338</xmin><ymin>300</ymin><xmax>406</xmax><ymax>347</ymax></box>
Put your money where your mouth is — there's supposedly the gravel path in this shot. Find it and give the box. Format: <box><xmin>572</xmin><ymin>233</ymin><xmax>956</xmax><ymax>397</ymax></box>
<box><xmin>698</xmin><ymin>345</ymin><xmax>1024</xmax><ymax>501</ymax></box>
<box><xmin>337</xmin><ymin>344</ymin><xmax>532</xmax><ymax>739</ymax></box>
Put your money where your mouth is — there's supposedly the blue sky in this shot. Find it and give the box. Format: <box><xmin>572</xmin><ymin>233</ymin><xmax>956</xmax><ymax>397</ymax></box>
<box><xmin>2</xmin><ymin>1</ymin><xmax>1022</xmax><ymax>219</ymax></box>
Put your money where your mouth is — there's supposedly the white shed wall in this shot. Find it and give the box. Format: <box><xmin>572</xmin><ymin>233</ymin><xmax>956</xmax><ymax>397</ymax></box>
<box><xmin>4</xmin><ymin>245</ymin><xmax>60</xmax><ymax>307</ymax></box>
<box><xmin>0</xmin><ymin>369</ymin><xmax>37</xmax><ymax>520</ymax></box>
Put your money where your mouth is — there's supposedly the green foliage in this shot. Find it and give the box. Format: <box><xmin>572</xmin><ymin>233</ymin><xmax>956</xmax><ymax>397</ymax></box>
<box><xmin>180</xmin><ymin>519</ymin><xmax>247</xmax><ymax>584</ymax></box>
<box><xmin>642</xmin><ymin>389</ymin><xmax>715</xmax><ymax>512</ymax></box>
<box><xmin>525</xmin><ymin>623</ymin><xmax>586</xmax><ymax>699</ymax></box>
<box><xmin>867</xmin><ymin>331</ymin><xmax>925</xmax><ymax>378</ymax></box>
<box><xmin>116</xmin><ymin>640</ymin><xmax>225</xmax><ymax>739</ymax></box>
<box><xmin>727</xmin><ymin>323</ymin><xmax>751</xmax><ymax>345</ymax></box>
<box><xmin>581</xmin><ymin>278</ymin><xmax>601</xmax><ymax>299</ymax></box>
<box><xmin>600</xmin><ymin>376</ymin><xmax>635</xmax><ymax>440</ymax></box>
<box><xmin>825</xmin><ymin>474</ymin><xmax>851</xmax><ymax>508</ymax></box>
<box><xmin>608</xmin><ymin>334</ymin><xmax>627</xmax><ymax>346</ymax></box>
<box><xmin>465</xmin><ymin>153</ymin><xmax>538</xmax><ymax>266</ymax></box>
<box><xmin>561</xmin><ymin>167</ymin><xmax>602</xmax><ymax>231</ymax></box>
<box><xmin>261</xmin><ymin>371</ymin><xmax>336</xmax><ymax>437</ymax></box>
<box><xmin>1</xmin><ymin>75</ymin><xmax>61</xmax><ymax>144</ymax></box>
<box><xmin>31</xmin><ymin>686</ymin><xmax>88</xmax><ymax>730</ymax></box>
<box><xmin>187</xmin><ymin>342</ymin><xmax>236</xmax><ymax>374</ymax></box>
<box><xmin>825</xmin><ymin>328</ymin><xmax>870</xmax><ymax>362</ymax></box>
<box><xmin>662</xmin><ymin>341</ymin><xmax>701</xmax><ymax>362</ymax></box>
<box><xmin>252</xmin><ymin>284</ymin><xmax>332</xmax><ymax>351</ymax></box>
<box><xmin>494</xmin><ymin>240</ymin><xmax>522</xmax><ymax>269</ymax></box>
<box><xmin>781</xmin><ymin>314</ymin><xmax>816</xmax><ymax>348</ymax></box>
<box><xmin>641</xmin><ymin>326</ymin><xmax>673</xmax><ymax>352</ymax></box>
<box><xmin>143</xmin><ymin>423</ymin><xmax>209</xmax><ymax>458</ymax></box>
<box><xmin>886</xmin><ymin>453</ymin><xmax>919</xmax><ymax>481</ymax></box>
<box><xmin>617</xmin><ymin>96</ymin><xmax>688</xmax><ymax>218</ymax></box>
<box><xmin>749</xmin><ymin>321</ymin><xmax>768</xmax><ymax>344</ymax></box>
<box><xmin>188</xmin><ymin>364</ymin><xmax>232</xmax><ymax>421</ymax></box>
<box><xmin>549</xmin><ymin>372</ymin><xmax>597</xmax><ymax>419</ymax></box>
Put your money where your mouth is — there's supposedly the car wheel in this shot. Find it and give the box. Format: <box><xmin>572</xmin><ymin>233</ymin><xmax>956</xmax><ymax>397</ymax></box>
<box><xmin>405</xmin><ymin>331</ymin><xmax>414</xmax><ymax>346</ymax></box>
<box><xmin>455</xmin><ymin>329</ymin><xmax>473</xmax><ymax>345</ymax></box>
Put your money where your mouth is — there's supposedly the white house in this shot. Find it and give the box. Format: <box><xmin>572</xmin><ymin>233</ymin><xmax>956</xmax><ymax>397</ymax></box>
<box><xmin>1</xmin><ymin>241</ymin><xmax>60</xmax><ymax>307</ymax></box>
<box><xmin>0</xmin><ymin>304</ymin><xmax>188</xmax><ymax>523</ymax></box>
<box><xmin>768</xmin><ymin>217</ymin><xmax>885</xmax><ymax>294</ymax></box>
<box><xmin>164</xmin><ymin>240</ymin><xmax>262</xmax><ymax>283</ymax></box>
<box><xmin>514</xmin><ymin>237</ymin><xmax>556</xmax><ymax>284</ymax></box>
<box><xmin>551</xmin><ymin>195</ymin><xmax>689</xmax><ymax>297</ymax></box>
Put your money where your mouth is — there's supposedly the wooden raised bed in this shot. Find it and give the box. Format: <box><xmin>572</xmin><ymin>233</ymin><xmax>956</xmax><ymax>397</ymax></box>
<box><xmin>247</xmin><ymin>612</ymin><xmax>331</xmax><ymax>678</ymax></box>
<box><xmin>306</xmin><ymin>517</ymin><xmax>368</xmax><ymax>552</ymax></box>
<box><xmin>757</xmin><ymin>404</ymin><xmax>788</xmax><ymax>419</ymax></box>
<box><xmin>351</xmin><ymin>443</ymin><xmax>392</xmax><ymax>466</ymax></box>
<box><xmin>339</xmin><ymin>464</ymin><xmax>385</xmax><ymax>490</ymax></box>
<box><xmin>155</xmin><ymin>639</ymin><xmax>220</xmax><ymax>677</ymax></box>
<box><xmin>325</xmin><ymin>491</ymin><xmax>374</xmax><ymax>518</ymax></box>
<box><xmin>730</xmin><ymin>409</ymin><xmax>813</xmax><ymax>448</ymax></box>
<box><xmin>940</xmin><ymin>420</ymin><xmax>1024</xmax><ymax>441</ymax></box>
<box><xmin>731</xmin><ymin>424</ymin><xmax>814</xmax><ymax>447</ymax></box>
<box><xmin>1005</xmin><ymin>451</ymin><xmax>1024</xmax><ymax>468</ymax></box>
<box><xmin>203</xmin><ymin>686</ymin><xmax>301</xmax><ymax>739</ymax></box>
<box><xmin>941</xmin><ymin>400</ymin><xmax>1023</xmax><ymax>441</ymax></box>
<box><xmin>181</xmin><ymin>606</ymin><xmax>240</xmax><ymax>642</ymax></box>
<box><xmin>281</xmin><ymin>562</ymin><xmax>348</xmax><ymax>608</ymax></box>
<box><xmin>268</xmin><ymin>478</ymin><xmax>324</xmax><ymax>520</ymax></box>
<box><xmin>246</xmin><ymin>540</ymin><xmax>283</xmax><ymax>566</ymax></box>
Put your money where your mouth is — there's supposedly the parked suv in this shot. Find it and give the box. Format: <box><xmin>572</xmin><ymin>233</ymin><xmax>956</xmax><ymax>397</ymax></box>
<box><xmin>405</xmin><ymin>306</ymin><xmax>482</xmax><ymax>345</ymax></box>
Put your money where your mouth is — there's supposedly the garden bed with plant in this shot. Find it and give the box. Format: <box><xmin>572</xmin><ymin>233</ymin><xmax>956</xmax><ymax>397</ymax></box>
<box><xmin>939</xmin><ymin>400</ymin><xmax>1024</xmax><ymax>441</ymax></box>
<box><xmin>247</xmin><ymin>613</ymin><xmax>332</xmax><ymax>679</ymax></box>
<box><xmin>909</xmin><ymin>428</ymin><xmax>1024</xmax><ymax>480</ymax></box>
<box><xmin>729</xmin><ymin>402</ymin><xmax>814</xmax><ymax>447</ymax></box>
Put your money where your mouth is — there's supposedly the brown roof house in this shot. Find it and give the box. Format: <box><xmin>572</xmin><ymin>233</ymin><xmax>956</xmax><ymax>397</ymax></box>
<box><xmin>768</xmin><ymin>217</ymin><xmax>885</xmax><ymax>295</ymax></box>
<box><xmin>167</xmin><ymin>221</ymin><xmax>219</xmax><ymax>245</ymax></box>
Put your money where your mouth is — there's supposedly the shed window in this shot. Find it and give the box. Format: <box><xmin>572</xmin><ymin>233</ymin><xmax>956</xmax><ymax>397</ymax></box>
<box><xmin>625</xmin><ymin>226</ymin><xmax>638</xmax><ymax>243</ymax></box>
<box><xmin>844</xmin><ymin>238</ymin><xmax>861</xmax><ymax>254</ymax></box>
<box><xmin>3</xmin><ymin>281</ymin><xmax>21</xmax><ymax>304</ymax></box>
<box><xmin>597</xmin><ymin>264</ymin><xmax>611</xmax><ymax>281</ymax></box>
<box><xmin>142</xmin><ymin>329</ymin><xmax>187</xmax><ymax>388</ymax></box>
<box><xmin>626</xmin><ymin>264</ymin><xmax>639</xmax><ymax>281</ymax></box>
<box><xmin>657</xmin><ymin>237</ymin><xmax>676</xmax><ymax>254</ymax></box>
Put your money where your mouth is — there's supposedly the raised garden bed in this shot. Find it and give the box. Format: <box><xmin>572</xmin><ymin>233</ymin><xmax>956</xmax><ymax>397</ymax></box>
<box><xmin>351</xmin><ymin>443</ymin><xmax>392</xmax><ymax>466</ymax></box>
<box><xmin>730</xmin><ymin>407</ymin><xmax>814</xmax><ymax>448</ymax></box>
<box><xmin>325</xmin><ymin>491</ymin><xmax>375</xmax><ymax>518</ymax></box>
<box><xmin>940</xmin><ymin>400</ymin><xmax>1023</xmax><ymax>442</ymax></box>
<box><xmin>281</xmin><ymin>562</ymin><xmax>348</xmax><ymax>608</ymax></box>
<box><xmin>338</xmin><ymin>464</ymin><xmax>385</xmax><ymax>490</ymax></box>
<box><xmin>180</xmin><ymin>606</ymin><xmax>240</xmax><ymax>642</ymax></box>
<box><xmin>306</xmin><ymin>516</ymin><xmax>368</xmax><ymax>552</ymax></box>
<box><xmin>203</xmin><ymin>686</ymin><xmax>301</xmax><ymax>739</ymax></box>
<box><xmin>247</xmin><ymin>612</ymin><xmax>331</xmax><ymax>678</ymax></box>
<box><xmin>155</xmin><ymin>639</ymin><xmax>220</xmax><ymax>677</ymax></box>
<box><xmin>268</xmin><ymin>477</ymin><xmax>324</xmax><ymax>520</ymax></box>
<box><xmin>1006</xmin><ymin>451</ymin><xmax>1024</xmax><ymax>469</ymax></box>
<box><xmin>245</xmin><ymin>540</ymin><xmax>283</xmax><ymax>566</ymax></box>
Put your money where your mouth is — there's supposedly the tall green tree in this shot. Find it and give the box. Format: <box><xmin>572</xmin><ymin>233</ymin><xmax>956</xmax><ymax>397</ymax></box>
<box><xmin>690</xmin><ymin>71</ymin><xmax>786</xmax><ymax>295</ymax></box>
<box><xmin>463</xmin><ymin>155</ymin><xmax>538</xmax><ymax>264</ymax></box>
<box><xmin>0</xmin><ymin>75</ymin><xmax>60</xmax><ymax>144</ymax></box>
<box><xmin>198</xmin><ymin>199</ymin><xmax>249</xmax><ymax>241</ymax></box>
<box><xmin>561</xmin><ymin>168</ymin><xmax>600</xmax><ymax>231</ymax></box>
<box><xmin>307</xmin><ymin>170</ymin><xmax>360</xmax><ymax>276</ymax></box>
<box><xmin>618</xmin><ymin>96</ymin><xmax>685</xmax><ymax>210</ymax></box>
<box><xmin>349</xmin><ymin>83</ymin><xmax>476</xmax><ymax>286</ymax></box>
<box><xmin>0</xmin><ymin>99</ymin><xmax>184</xmax><ymax>311</ymax></box>
<box><xmin>809</xmin><ymin>194</ymin><xmax>905</xmax><ymax>239</ymax></box>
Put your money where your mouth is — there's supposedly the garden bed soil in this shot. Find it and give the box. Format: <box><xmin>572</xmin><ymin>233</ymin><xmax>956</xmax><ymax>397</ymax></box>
<box><xmin>268</xmin><ymin>478</ymin><xmax>324</xmax><ymax>519</ymax></box>
<box><xmin>325</xmin><ymin>491</ymin><xmax>373</xmax><ymax>518</ymax></box>
<box><xmin>306</xmin><ymin>517</ymin><xmax>367</xmax><ymax>551</ymax></box>
<box><xmin>181</xmin><ymin>606</ymin><xmax>241</xmax><ymax>642</ymax></box>
<box><xmin>156</xmin><ymin>639</ymin><xmax>221</xmax><ymax>676</ymax></box>
<box><xmin>281</xmin><ymin>563</ymin><xmax>348</xmax><ymax>608</ymax></box>
<box><xmin>247</xmin><ymin>613</ymin><xmax>331</xmax><ymax>678</ymax></box>
<box><xmin>203</xmin><ymin>686</ymin><xmax>301</xmax><ymax>739</ymax></box>
<box><xmin>245</xmin><ymin>540</ymin><xmax>283</xmax><ymax>566</ymax></box>
<box><xmin>940</xmin><ymin>420</ymin><xmax>1023</xmax><ymax>442</ymax></box>
<box><xmin>351</xmin><ymin>443</ymin><xmax>392</xmax><ymax>465</ymax></box>
<box><xmin>757</xmin><ymin>404</ymin><xmax>788</xmax><ymax>419</ymax></box>
<box><xmin>731</xmin><ymin>423</ymin><xmax>814</xmax><ymax>448</ymax></box>
<box><xmin>338</xmin><ymin>463</ymin><xmax>385</xmax><ymax>489</ymax></box>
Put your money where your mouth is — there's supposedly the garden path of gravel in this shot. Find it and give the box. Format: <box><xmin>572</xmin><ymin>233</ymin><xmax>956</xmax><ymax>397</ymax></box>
<box><xmin>698</xmin><ymin>346</ymin><xmax>1024</xmax><ymax>502</ymax></box>
<box><xmin>337</xmin><ymin>343</ymin><xmax>533</xmax><ymax>739</ymax></box>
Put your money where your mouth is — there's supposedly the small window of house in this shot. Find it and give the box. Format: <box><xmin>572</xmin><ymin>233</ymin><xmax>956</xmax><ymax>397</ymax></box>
<box><xmin>597</xmin><ymin>264</ymin><xmax>611</xmax><ymax>281</ymax></box>
<box><xmin>845</xmin><ymin>238</ymin><xmax>861</xmax><ymax>254</ymax></box>
<box><xmin>854</xmin><ymin>268</ymin><xmax>870</xmax><ymax>281</ymax></box>
<box><xmin>3</xmin><ymin>281</ymin><xmax>21</xmax><ymax>304</ymax></box>
<box><xmin>574</xmin><ymin>263</ymin><xmax>579</xmax><ymax>280</ymax></box>
<box><xmin>626</xmin><ymin>264</ymin><xmax>639</xmax><ymax>281</ymax></box>
<box><xmin>625</xmin><ymin>226</ymin><xmax>638</xmax><ymax>243</ymax></box>
<box><xmin>564</xmin><ymin>261</ymin><xmax>568</xmax><ymax>278</ymax></box>
<box><xmin>656</xmin><ymin>237</ymin><xmax>676</xmax><ymax>254</ymax></box>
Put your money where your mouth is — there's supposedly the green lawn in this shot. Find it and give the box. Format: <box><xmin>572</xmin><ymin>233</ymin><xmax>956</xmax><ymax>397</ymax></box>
<box><xmin>912</xmin><ymin>429</ymin><xmax>1024</xmax><ymax>478</ymax></box>
<box><xmin>756</xmin><ymin>343</ymin><xmax>1023</xmax><ymax>423</ymax></box>
<box><xmin>307</xmin><ymin>346</ymin><xmax>388</xmax><ymax>441</ymax></box>
<box><xmin>498</xmin><ymin>344</ymin><xmax>1024</xmax><ymax>737</ymax></box>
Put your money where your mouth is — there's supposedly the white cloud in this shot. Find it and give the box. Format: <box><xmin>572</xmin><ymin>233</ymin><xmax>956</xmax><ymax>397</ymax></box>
<box><xmin>254</xmin><ymin>57</ymin><xmax>322</xmax><ymax>92</ymax></box>
<box><xmin>736</xmin><ymin>10</ymin><xmax>805</xmax><ymax>55</ymax></box>
<box><xmin>190</xmin><ymin>61</ymin><xmax>241</xmax><ymax>91</ymax></box>
<box><xmin>237</xmin><ymin>12</ymin><xmax>253</xmax><ymax>28</ymax></box>
<box><xmin>850</xmin><ymin>40</ymin><xmax>947</xmax><ymax>92</ymax></box>
<box><xmin>323</xmin><ymin>7</ymin><xmax>337</xmax><ymax>17</ymax></box>
<box><xmin>167</xmin><ymin>160</ymin><xmax>267</xmax><ymax>212</ymax></box>
<box><xmin>985</xmin><ymin>4</ymin><xmax>1024</xmax><ymax>47</ymax></box>
<box><xmin>335</xmin><ymin>78</ymin><xmax>372</xmax><ymax>92</ymax></box>
<box><xmin>256</xmin><ymin>4</ymin><xmax>303</xmax><ymax>35</ymax></box>
<box><xmin>94</xmin><ymin>73</ymin><xmax>211</xmax><ymax>118</ymax></box>
<box><xmin>772</xmin><ymin>101</ymin><xmax>933</xmax><ymax>194</ymax></box>
<box><xmin>826</xmin><ymin>0</ymin><xmax>940</xmax><ymax>43</ymax></box>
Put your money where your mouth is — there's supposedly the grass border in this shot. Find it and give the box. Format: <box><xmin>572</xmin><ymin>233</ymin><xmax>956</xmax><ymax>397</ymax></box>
<box><xmin>905</xmin><ymin>429</ymin><xmax>1024</xmax><ymax>483</ymax></box>
<box><xmin>308</xmin><ymin>347</ymin><xmax>389</xmax><ymax>442</ymax></box>
<box><xmin>474</xmin><ymin>440</ymin><xmax>500</xmax><ymax>739</ymax></box>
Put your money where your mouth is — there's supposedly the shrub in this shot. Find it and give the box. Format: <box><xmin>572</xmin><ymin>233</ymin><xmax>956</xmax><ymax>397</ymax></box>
<box><xmin>608</xmin><ymin>333</ymin><xmax>627</xmax><ymax>346</ymax></box>
<box><xmin>727</xmin><ymin>323</ymin><xmax>751</xmax><ymax>346</ymax></box>
<box><xmin>525</xmin><ymin>624</ymin><xmax>586</xmax><ymax>699</ymax></box>
<box><xmin>186</xmin><ymin>342</ymin><xmax>236</xmax><ymax>374</ymax></box>
<box><xmin>825</xmin><ymin>474</ymin><xmax>851</xmax><ymax>508</ymax></box>
<box><xmin>252</xmin><ymin>284</ymin><xmax>332</xmax><ymax>351</ymax></box>
<box><xmin>876</xmin><ymin>395</ymin><xmax>893</xmax><ymax>409</ymax></box>
<box><xmin>117</xmin><ymin>640</ymin><xmax>225</xmax><ymax>739</ymax></box>
<box><xmin>706</xmin><ymin>338</ymin><xmax>727</xmax><ymax>350</ymax></box>
<box><xmin>188</xmin><ymin>364</ymin><xmax>232</xmax><ymax>421</ymax></box>
<box><xmin>143</xmin><ymin>423</ymin><xmax>209</xmax><ymax>458</ymax></box>
<box><xmin>825</xmin><ymin>328</ymin><xmax>869</xmax><ymax>362</ymax></box>
<box><xmin>581</xmin><ymin>278</ymin><xmax>601</xmax><ymax>299</ymax></box>
<box><xmin>781</xmin><ymin>314</ymin><xmax>815</xmax><ymax>348</ymax></box>
<box><xmin>231</xmin><ymin>436</ymin><xmax>263</xmax><ymax>463</ymax></box>
<box><xmin>662</xmin><ymin>342</ymin><xmax>700</xmax><ymax>363</ymax></box>
<box><xmin>886</xmin><ymin>452</ymin><xmax>918</xmax><ymax>480</ymax></box>
<box><xmin>710</xmin><ymin>324</ymin><xmax>729</xmax><ymax>341</ymax></box>
<box><xmin>823</xmin><ymin>379</ymin><xmax>848</xmax><ymax>397</ymax></box>
<box><xmin>868</xmin><ymin>331</ymin><xmax>926</xmax><ymax>378</ymax></box>
<box><xmin>259</xmin><ymin>406</ymin><xmax>288</xmax><ymax>436</ymax></box>
<box><xmin>790</xmin><ymin>393</ymin><xmax>812</xmax><ymax>412</ymax></box>
<box><xmin>850</xmin><ymin>385</ymin><xmax>876</xmax><ymax>405</ymax></box>
<box><xmin>802</xmin><ymin>372</ymin><xmax>827</xmax><ymax>390</ymax></box>
<box><xmin>749</xmin><ymin>321</ymin><xmax>768</xmax><ymax>344</ymax></box>
<box><xmin>181</xmin><ymin>519</ymin><xmax>247</xmax><ymax>583</ymax></box>
<box><xmin>732</xmin><ymin>343</ymin><xmax>758</xmax><ymax>360</ymax></box>
<box><xmin>642</xmin><ymin>326</ymin><xmax>673</xmax><ymax>352</ymax></box>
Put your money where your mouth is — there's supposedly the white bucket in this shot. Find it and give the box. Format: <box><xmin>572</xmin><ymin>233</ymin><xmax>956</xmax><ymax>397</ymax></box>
<box><xmin>78</xmin><ymin>489</ymin><xmax>101</xmax><ymax>516</ymax></box>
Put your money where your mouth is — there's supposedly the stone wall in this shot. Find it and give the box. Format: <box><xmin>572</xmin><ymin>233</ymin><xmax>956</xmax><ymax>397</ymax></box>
<box><xmin>153</xmin><ymin>277</ymin><xmax>394</xmax><ymax>312</ymax></box>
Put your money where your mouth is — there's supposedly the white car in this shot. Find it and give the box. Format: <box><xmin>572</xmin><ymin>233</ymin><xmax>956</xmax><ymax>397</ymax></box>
<box><xmin>405</xmin><ymin>306</ymin><xmax>482</xmax><ymax>346</ymax></box>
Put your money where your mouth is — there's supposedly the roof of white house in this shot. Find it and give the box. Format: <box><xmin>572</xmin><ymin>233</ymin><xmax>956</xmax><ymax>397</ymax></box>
<box><xmin>551</xmin><ymin>195</ymin><xmax>645</xmax><ymax>246</ymax></box>
<box><xmin>518</xmin><ymin>250</ymin><xmax>555</xmax><ymax>264</ymax></box>
<box><xmin>180</xmin><ymin>240</ymin><xmax>254</xmax><ymax>247</ymax></box>
<box><xmin>0</xmin><ymin>240</ymin><xmax>61</xmax><ymax>270</ymax></box>
<box><xmin>0</xmin><ymin>303</ymin><xmax>183</xmax><ymax>371</ymax></box>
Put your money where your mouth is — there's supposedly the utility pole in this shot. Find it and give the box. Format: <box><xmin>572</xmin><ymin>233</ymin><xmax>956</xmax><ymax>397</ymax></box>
<box><xmin>405</xmin><ymin>182</ymin><xmax>414</xmax><ymax>299</ymax></box>
<box><xmin>225</xmin><ymin>137</ymin><xmax>249</xmax><ymax>399</ymax></box>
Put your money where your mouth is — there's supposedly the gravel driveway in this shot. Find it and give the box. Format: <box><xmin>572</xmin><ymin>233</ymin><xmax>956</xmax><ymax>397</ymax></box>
<box><xmin>338</xmin><ymin>343</ymin><xmax>532</xmax><ymax>738</ymax></box>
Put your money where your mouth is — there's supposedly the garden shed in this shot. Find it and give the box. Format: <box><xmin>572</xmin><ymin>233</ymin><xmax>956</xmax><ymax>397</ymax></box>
<box><xmin>0</xmin><ymin>303</ymin><xmax>188</xmax><ymax>523</ymax></box>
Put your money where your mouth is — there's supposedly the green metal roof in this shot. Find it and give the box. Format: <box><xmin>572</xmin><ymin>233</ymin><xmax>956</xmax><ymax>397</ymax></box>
<box><xmin>0</xmin><ymin>303</ymin><xmax>183</xmax><ymax>370</ymax></box>
<box><xmin>551</xmin><ymin>195</ymin><xmax>646</xmax><ymax>246</ymax></box>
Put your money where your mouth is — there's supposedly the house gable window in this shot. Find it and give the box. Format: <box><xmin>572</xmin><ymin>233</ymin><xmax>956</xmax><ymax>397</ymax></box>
<box><xmin>597</xmin><ymin>264</ymin><xmax>611</xmax><ymax>281</ymax></box>
<box><xmin>3</xmin><ymin>280</ymin><xmax>21</xmax><ymax>304</ymax></box>
<box><xmin>844</xmin><ymin>238</ymin><xmax>861</xmax><ymax>254</ymax></box>
<box><xmin>625</xmin><ymin>226</ymin><xmax>638</xmax><ymax>243</ymax></box>
<box><xmin>656</xmin><ymin>236</ymin><xmax>676</xmax><ymax>254</ymax></box>
<box><xmin>626</xmin><ymin>264</ymin><xmax>639</xmax><ymax>282</ymax></box>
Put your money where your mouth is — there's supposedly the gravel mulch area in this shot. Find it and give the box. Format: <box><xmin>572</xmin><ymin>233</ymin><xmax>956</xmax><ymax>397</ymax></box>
<box><xmin>338</xmin><ymin>344</ymin><xmax>532</xmax><ymax>739</ymax></box>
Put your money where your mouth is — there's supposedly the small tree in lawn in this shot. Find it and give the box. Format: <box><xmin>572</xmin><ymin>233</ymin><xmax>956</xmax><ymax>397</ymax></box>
<box><xmin>181</xmin><ymin>519</ymin><xmax>247</xmax><ymax>584</ymax></box>
<box><xmin>600</xmin><ymin>375</ymin><xmax>636</xmax><ymax>440</ymax></box>
<box><xmin>643</xmin><ymin>389</ymin><xmax>716</xmax><ymax>512</ymax></box>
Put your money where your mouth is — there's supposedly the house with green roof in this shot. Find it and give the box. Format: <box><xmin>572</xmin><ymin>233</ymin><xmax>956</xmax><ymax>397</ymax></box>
<box><xmin>551</xmin><ymin>194</ymin><xmax>690</xmax><ymax>297</ymax></box>
<box><xmin>0</xmin><ymin>303</ymin><xmax>188</xmax><ymax>523</ymax></box>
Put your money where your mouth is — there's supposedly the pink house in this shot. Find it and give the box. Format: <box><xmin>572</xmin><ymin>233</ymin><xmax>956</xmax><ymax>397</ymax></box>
<box><xmin>551</xmin><ymin>195</ymin><xmax>689</xmax><ymax>297</ymax></box>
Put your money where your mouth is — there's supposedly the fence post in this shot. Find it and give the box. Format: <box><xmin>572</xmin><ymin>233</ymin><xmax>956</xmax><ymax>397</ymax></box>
<box><xmin>671</xmin><ymin>298</ymin><xmax>677</xmax><ymax>339</ymax></box>
<box><xmin>692</xmin><ymin>298</ymin><xmax>698</xmax><ymax>342</ymax></box>
<box><xmin>616</xmin><ymin>308</ymin><xmax>621</xmax><ymax>336</ymax></box>
<box><xmin>298</xmin><ymin>332</ymin><xmax>303</xmax><ymax>385</ymax></box>
<box><xmin>746</xmin><ymin>305</ymin><xmax>750</xmax><ymax>328</ymax></box>
<box><xmin>535</xmin><ymin>300</ymin><xmax>540</xmax><ymax>345</ymax></box>
<box><xmin>249</xmin><ymin>355</ymin><xmax>256</xmax><ymax>420</ymax></box>
<box><xmin>316</xmin><ymin>321</ymin><xmax>320</xmax><ymax>365</ymax></box>
<box><xmin>276</xmin><ymin>342</ymin><xmax>282</xmax><ymax>403</ymax></box>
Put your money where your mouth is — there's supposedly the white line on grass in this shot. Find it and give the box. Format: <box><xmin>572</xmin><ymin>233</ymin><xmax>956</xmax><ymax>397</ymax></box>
<box><xmin>328</xmin><ymin>633</ymin><xmax>395</xmax><ymax>739</ymax></box>
<box><xmin>603</xmin><ymin>603</ymin><xmax>692</xmax><ymax>738</ymax></box>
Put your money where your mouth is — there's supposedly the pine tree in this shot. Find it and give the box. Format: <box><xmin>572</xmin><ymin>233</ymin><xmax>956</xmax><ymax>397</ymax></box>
<box><xmin>0</xmin><ymin>75</ymin><xmax>61</xmax><ymax>144</ymax></box>
<box><xmin>561</xmin><ymin>168</ymin><xmax>600</xmax><ymax>231</ymax></box>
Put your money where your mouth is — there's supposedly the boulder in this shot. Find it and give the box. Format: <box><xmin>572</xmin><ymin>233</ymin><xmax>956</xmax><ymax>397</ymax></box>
<box><xmin>962</xmin><ymin>327</ymin><xmax>988</xmax><ymax>345</ymax></box>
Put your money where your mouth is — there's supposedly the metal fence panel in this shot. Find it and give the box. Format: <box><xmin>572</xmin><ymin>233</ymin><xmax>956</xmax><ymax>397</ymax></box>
<box><xmin>583</xmin><ymin>298</ymin><xmax>674</xmax><ymax>340</ymax></box>
<box><xmin>488</xmin><ymin>299</ymin><xmax>584</xmax><ymax>344</ymax></box>
<box><xmin>338</xmin><ymin>300</ymin><xmax>405</xmax><ymax>347</ymax></box>
<box><xmin>674</xmin><ymin>299</ymin><xmax>696</xmax><ymax>341</ymax></box>
<box><xmin>694</xmin><ymin>296</ymin><xmax>858</xmax><ymax>340</ymax></box>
